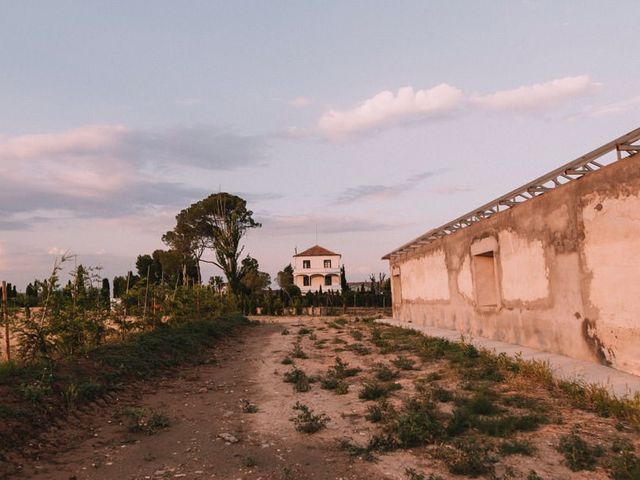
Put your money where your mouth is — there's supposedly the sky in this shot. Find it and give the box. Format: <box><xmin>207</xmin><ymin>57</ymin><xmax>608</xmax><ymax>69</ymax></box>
<box><xmin>1</xmin><ymin>0</ymin><xmax>639</xmax><ymax>289</ymax></box>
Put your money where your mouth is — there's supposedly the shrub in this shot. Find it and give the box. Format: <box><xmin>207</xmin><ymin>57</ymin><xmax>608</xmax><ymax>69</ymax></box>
<box><xmin>347</xmin><ymin>343</ymin><xmax>371</xmax><ymax>356</ymax></box>
<box><xmin>499</xmin><ymin>439</ymin><xmax>536</xmax><ymax>456</ymax></box>
<box><xmin>359</xmin><ymin>381</ymin><xmax>400</xmax><ymax>401</ymax></box>
<box><xmin>373</xmin><ymin>363</ymin><xmax>400</xmax><ymax>382</ymax></box>
<box><xmin>291</xmin><ymin>342</ymin><xmax>308</xmax><ymax>359</ymax></box>
<box><xmin>281</xmin><ymin>356</ymin><xmax>294</xmax><ymax>365</ymax></box>
<box><xmin>291</xmin><ymin>402</ymin><xmax>328</xmax><ymax>433</ymax></box>
<box><xmin>608</xmin><ymin>438</ymin><xmax>640</xmax><ymax>480</ymax></box>
<box><xmin>365</xmin><ymin>399</ymin><xmax>395</xmax><ymax>423</ymax></box>
<box><xmin>281</xmin><ymin>328</ymin><xmax>290</xmax><ymax>335</ymax></box>
<box><xmin>392</xmin><ymin>356</ymin><xmax>416</xmax><ymax>370</ymax></box>
<box><xmin>329</xmin><ymin>357</ymin><xmax>360</xmax><ymax>379</ymax></box>
<box><xmin>557</xmin><ymin>432</ymin><xmax>603</xmax><ymax>471</ymax></box>
<box><xmin>438</xmin><ymin>438</ymin><xmax>495</xmax><ymax>477</ymax></box>
<box><xmin>393</xmin><ymin>398</ymin><xmax>445</xmax><ymax>448</ymax></box>
<box><xmin>404</xmin><ymin>468</ymin><xmax>443</xmax><ymax>480</ymax></box>
<box><xmin>283</xmin><ymin>368</ymin><xmax>310</xmax><ymax>392</ymax></box>
<box><xmin>473</xmin><ymin>414</ymin><xmax>547</xmax><ymax>437</ymax></box>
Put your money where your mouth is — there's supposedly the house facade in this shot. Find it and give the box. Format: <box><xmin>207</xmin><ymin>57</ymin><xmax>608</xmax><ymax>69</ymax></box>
<box><xmin>293</xmin><ymin>245</ymin><xmax>342</xmax><ymax>293</ymax></box>
<box><xmin>384</xmin><ymin>128</ymin><xmax>640</xmax><ymax>377</ymax></box>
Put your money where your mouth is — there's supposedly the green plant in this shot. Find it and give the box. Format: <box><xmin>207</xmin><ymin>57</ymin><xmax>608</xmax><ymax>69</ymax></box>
<box><xmin>373</xmin><ymin>363</ymin><xmax>399</xmax><ymax>381</ymax></box>
<box><xmin>291</xmin><ymin>341</ymin><xmax>308</xmax><ymax>359</ymax></box>
<box><xmin>329</xmin><ymin>357</ymin><xmax>360</xmax><ymax>379</ymax></box>
<box><xmin>359</xmin><ymin>381</ymin><xmax>394</xmax><ymax>401</ymax></box>
<box><xmin>281</xmin><ymin>328</ymin><xmax>290</xmax><ymax>335</ymax></box>
<box><xmin>404</xmin><ymin>468</ymin><xmax>443</xmax><ymax>480</ymax></box>
<box><xmin>438</xmin><ymin>438</ymin><xmax>495</xmax><ymax>477</ymax></box>
<box><xmin>473</xmin><ymin>413</ymin><xmax>547</xmax><ymax>437</ymax></box>
<box><xmin>557</xmin><ymin>432</ymin><xmax>603</xmax><ymax>471</ymax></box>
<box><xmin>338</xmin><ymin>439</ymin><xmax>376</xmax><ymax>462</ymax></box>
<box><xmin>298</xmin><ymin>327</ymin><xmax>312</xmax><ymax>335</ymax></box>
<box><xmin>499</xmin><ymin>439</ymin><xmax>536</xmax><ymax>456</ymax></box>
<box><xmin>290</xmin><ymin>402</ymin><xmax>328</xmax><ymax>433</ymax></box>
<box><xmin>281</xmin><ymin>356</ymin><xmax>294</xmax><ymax>365</ymax></box>
<box><xmin>365</xmin><ymin>399</ymin><xmax>395</xmax><ymax>423</ymax></box>
<box><xmin>526</xmin><ymin>471</ymin><xmax>543</xmax><ymax>480</ymax></box>
<box><xmin>123</xmin><ymin>407</ymin><xmax>170</xmax><ymax>434</ymax></box>
<box><xmin>346</xmin><ymin>343</ymin><xmax>371</xmax><ymax>356</ymax></box>
<box><xmin>392</xmin><ymin>398</ymin><xmax>445</xmax><ymax>448</ymax></box>
<box><xmin>283</xmin><ymin>368</ymin><xmax>310</xmax><ymax>392</ymax></box>
<box><xmin>608</xmin><ymin>438</ymin><xmax>640</xmax><ymax>480</ymax></box>
<box><xmin>392</xmin><ymin>356</ymin><xmax>416</xmax><ymax>370</ymax></box>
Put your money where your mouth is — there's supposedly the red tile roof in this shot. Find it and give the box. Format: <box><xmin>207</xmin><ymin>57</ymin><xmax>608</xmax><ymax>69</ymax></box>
<box><xmin>294</xmin><ymin>245</ymin><xmax>340</xmax><ymax>257</ymax></box>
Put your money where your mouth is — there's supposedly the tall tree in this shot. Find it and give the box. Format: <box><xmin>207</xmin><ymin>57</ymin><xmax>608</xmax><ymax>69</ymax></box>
<box><xmin>100</xmin><ymin>278</ymin><xmax>111</xmax><ymax>308</ymax></box>
<box><xmin>340</xmin><ymin>265</ymin><xmax>350</xmax><ymax>292</ymax></box>
<box><xmin>165</xmin><ymin>193</ymin><xmax>261</xmax><ymax>293</ymax></box>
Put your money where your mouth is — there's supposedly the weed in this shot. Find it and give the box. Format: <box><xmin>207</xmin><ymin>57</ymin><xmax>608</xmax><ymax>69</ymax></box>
<box><xmin>359</xmin><ymin>381</ymin><xmax>401</xmax><ymax>401</ymax></box>
<box><xmin>425</xmin><ymin>371</ymin><xmax>443</xmax><ymax>382</ymax></box>
<box><xmin>338</xmin><ymin>439</ymin><xmax>376</xmax><ymax>462</ymax></box>
<box><xmin>392</xmin><ymin>356</ymin><xmax>416</xmax><ymax>370</ymax></box>
<box><xmin>349</xmin><ymin>330</ymin><xmax>364</xmax><ymax>341</ymax></box>
<box><xmin>526</xmin><ymin>471</ymin><xmax>543</xmax><ymax>480</ymax></box>
<box><xmin>431</xmin><ymin>385</ymin><xmax>454</xmax><ymax>403</ymax></box>
<box><xmin>298</xmin><ymin>327</ymin><xmax>312</xmax><ymax>335</ymax></box>
<box><xmin>464</xmin><ymin>392</ymin><xmax>501</xmax><ymax>416</ymax></box>
<box><xmin>122</xmin><ymin>407</ymin><xmax>170</xmax><ymax>434</ymax></box>
<box><xmin>329</xmin><ymin>357</ymin><xmax>360</xmax><ymax>379</ymax></box>
<box><xmin>499</xmin><ymin>439</ymin><xmax>536</xmax><ymax>456</ymax></box>
<box><xmin>393</xmin><ymin>398</ymin><xmax>445</xmax><ymax>447</ymax></box>
<box><xmin>346</xmin><ymin>343</ymin><xmax>371</xmax><ymax>356</ymax></box>
<box><xmin>281</xmin><ymin>356</ymin><xmax>294</xmax><ymax>365</ymax></box>
<box><xmin>241</xmin><ymin>400</ymin><xmax>259</xmax><ymax>413</ymax></box>
<box><xmin>373</xmin><ymin>363</ymin><xmax>400</xmax><ymax>381</ymax></box>
<box><xmin>557</xmin><ymin>432</ymin><xmax>603</xmax><ymax>471</ymax></box>
<box><xmin>313</xmin><ymin>339</ymin><xmax>327</xmax><ymax>349</ymax></box>
<box><xmin>281</xmin><ymin>328</ymin><xmax>290</xmax><ymax>335</ymax></box>
<box><xmin>404</xmin><ymin>468</ymin><xmax>443</xmax><ymax>480</ymax></box>
<box><xmin>608</xmin><ymin>438</ymin><xmax>640</xmax><ymax>480</ymax></box>
<box><xmin>365</xmin><ymin>399</ymin><xmax>395</xmax><ymax>423</ymax></box>
<box><xmin>438</xmin><ymin>437</ymin><xmax>496</xmax><ymax>477</ymax></box>
<box><xmin>291</xmin><ymin>402</ymin><xmax>328</xmax><ymax>433</ymax></box>
<box><xmin>283</xmin><ymin>368</ymin><xmax>310</xmax><ymax>392</ymax></box>
<box><xmin>473</xmin><ymin>413</ymin><xmax>547</xmax><ymax>437</ymax></box>
<box><xmin>291</xmin><ymin>341</ymin><xmax>308</xmax><ymax>359</ymax></box>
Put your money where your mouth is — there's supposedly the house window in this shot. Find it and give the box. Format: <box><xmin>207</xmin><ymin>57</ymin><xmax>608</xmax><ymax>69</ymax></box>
<box><xmin>324</xmin><ymin>259</ymin><xmax>332</xmax><ymax>268</ymax></box>
<box><xmin>472</xmin><ymin>251</ymin><xmax>499</xmax><ymax>307</ymax></box>
<box><xmin>303</xmin><ymin>260</ymin><xmax>311</xmax><ymax>269</ymax></box>
<box><xmin>303</xmin><ymin>276</ymin><xmax>310</xmax><ymax>286</ymax></box>
<box><xmin>324</xmin><ymin>275</ymin><xmax>332</xmax><ymax>286</ymax></box>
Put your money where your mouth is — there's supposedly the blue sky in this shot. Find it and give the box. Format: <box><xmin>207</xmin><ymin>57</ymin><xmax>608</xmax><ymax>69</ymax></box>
<box><xmin>1</xmin><ymin>1</ymin><xmax>639</xmax><ymax>288</ymax></box>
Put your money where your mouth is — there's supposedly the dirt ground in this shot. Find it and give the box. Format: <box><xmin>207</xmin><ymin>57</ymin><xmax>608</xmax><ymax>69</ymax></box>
<box><xmin>4</xmin><ymin>316</ymin><xmax>639</xmax><ymax>480</ymax></box>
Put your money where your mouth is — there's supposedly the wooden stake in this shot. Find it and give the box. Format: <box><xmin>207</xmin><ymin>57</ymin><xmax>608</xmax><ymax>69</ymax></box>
<box><xmin>2</xmin><ymin>281</ymin><xmax>10</xmax><ymax>362</ymax></box>
<box><xmin>142</xmin><ymin>266</ymin><xmax>150</xmax><ymax>324</ymax></box>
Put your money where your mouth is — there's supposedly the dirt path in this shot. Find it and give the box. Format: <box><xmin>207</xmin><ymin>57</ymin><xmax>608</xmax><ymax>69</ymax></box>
<box><xmin>5</xmin><ymin>317</ymin><xmax>639</xmax><ymax>480</ymax></box>
<box><xmin>7</xmin><ymin>321</ymin><xmax>375</xmax><ymax>480</ymax></box>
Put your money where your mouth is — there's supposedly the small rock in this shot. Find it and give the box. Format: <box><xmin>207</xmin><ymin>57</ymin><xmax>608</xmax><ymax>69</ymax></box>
<box><xmin>218</xmin><ymin>432</ymin><xmax>239</xmax><ymax>443</ymax></box>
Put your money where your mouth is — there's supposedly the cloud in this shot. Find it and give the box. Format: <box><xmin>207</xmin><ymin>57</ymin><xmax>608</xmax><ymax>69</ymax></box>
<box><xmin>471</xmin><ymin>75</ymin><xmax>600</xmax><ymax>111</ymax></box>
<box><xmin>336</xmin><ymin>171</ymin><xmax>436</xmax><ymax>204</ymax></box>
<box><xmin>47</xmin><ymin>246</ymin><xmax>67</xmax><ymax>256</ymax></box>
<box><xmin>568</xmin><ymin>95</ymin><xmax>640</xmax><ymax>120</ymax></box>
<box><xmin>289</xmin><ymin>96</ymin><xmax>312</xmax><ymax>108</ymax></box>
<box><xmin>0</xmin><ymin>124</ymin><xmax>268</xmax><ymax>228</ymax></box>
<box><xmin>430</xmin><ymin>185</ymin><xmax>474</xmax><ymax>195</ymax></box>
<box><xmin>317</xmin><ymin>84</ymin><xmax>463</xmax><ymax>138</ymax></box>
<box><xmin>259</xmin><ymin>213</ymin><xmax>397</xmax><ymax>235</ymax></box>
<box><xmin>308</xmin><ymin>75</ymin><xmax>600</xmax><ymax>140</ymax></box>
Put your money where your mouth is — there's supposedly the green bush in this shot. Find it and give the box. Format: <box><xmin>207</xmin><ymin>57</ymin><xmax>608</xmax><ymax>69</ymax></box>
<box><xmin>557</xmin><ymin>432</ymin><xmax>603</xmax><ymax>471</ymax></box>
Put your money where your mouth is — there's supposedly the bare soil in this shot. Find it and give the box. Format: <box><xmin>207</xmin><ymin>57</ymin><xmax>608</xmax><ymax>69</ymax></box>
<box><xmin>3</xmin><ymin>317</ymin><xmax>639</xmax><ymax>480</ymax></box>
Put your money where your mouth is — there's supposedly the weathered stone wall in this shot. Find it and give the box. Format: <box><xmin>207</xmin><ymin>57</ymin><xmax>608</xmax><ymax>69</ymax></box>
<box><xmin>388</xmin><ymin>152</ymin><xmax>640</xmax><ymax>376</ymax></box>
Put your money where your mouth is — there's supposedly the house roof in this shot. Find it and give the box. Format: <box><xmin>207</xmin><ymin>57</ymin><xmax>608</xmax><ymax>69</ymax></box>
<box><xmin>382</xmin><ymin>126</ymin><xmax>640</xmax><ymax>261</ymax></box>
<box><xmin>294</xmin><ymin>245</ymin><xmax>340</xmax><ymax>257</ymax></box>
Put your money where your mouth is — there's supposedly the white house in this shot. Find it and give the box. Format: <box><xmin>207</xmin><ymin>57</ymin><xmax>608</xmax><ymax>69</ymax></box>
<box><xmin>292</xmin><ymin>245</ymin><xmax>342</xmax><ymax>293</ymax></box>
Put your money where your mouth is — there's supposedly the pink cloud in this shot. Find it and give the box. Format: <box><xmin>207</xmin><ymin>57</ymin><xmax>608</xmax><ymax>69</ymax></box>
<box><xmin>470</xmin><ymin>75</ymin><xmax>600</xmax><ymax>111</ymax></box>
<box><xmin>317</xmin><ymin>84</ymin><xmax>463</xmax><ymax>138</ymax></box>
